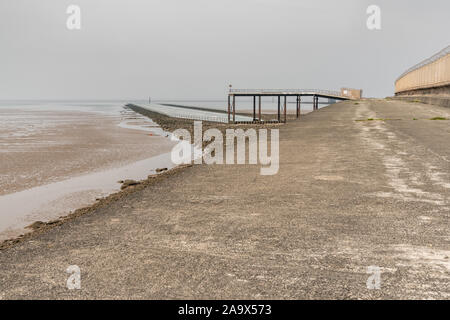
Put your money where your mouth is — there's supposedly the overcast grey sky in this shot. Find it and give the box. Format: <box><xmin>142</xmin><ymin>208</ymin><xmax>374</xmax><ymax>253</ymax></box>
<box><xmin>1</xmin><ymin>0</ymin><xmax>449</xmax><ymax>100</ymax></box>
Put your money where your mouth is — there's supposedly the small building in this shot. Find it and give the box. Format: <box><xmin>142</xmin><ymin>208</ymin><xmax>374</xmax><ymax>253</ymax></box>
<box><xmin>341</xmin><ymin>88</ymin><xmax>363</xmax><ymax>99</ymax></box>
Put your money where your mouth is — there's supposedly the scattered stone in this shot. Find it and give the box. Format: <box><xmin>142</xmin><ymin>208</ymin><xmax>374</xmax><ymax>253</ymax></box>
<box><xmin>27</xmin><ymin>221</ymin><xmax>46</xmax><ymax>230</ymax></box>
<box><xmin>120</xmin><ymin>179</ymin><xmax>141</xmax><ymax>190</ymax></box>
<box><xmin>156</xmin><ymin>168</ymin><xmax>168</xmax><ymax>173</ymax></box>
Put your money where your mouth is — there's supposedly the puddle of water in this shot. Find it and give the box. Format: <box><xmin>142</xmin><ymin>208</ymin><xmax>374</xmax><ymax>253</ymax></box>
<box><xmin>0</xmin><ymin>151</ymin><xmax>179</xmax><ymax>241</ymax></box>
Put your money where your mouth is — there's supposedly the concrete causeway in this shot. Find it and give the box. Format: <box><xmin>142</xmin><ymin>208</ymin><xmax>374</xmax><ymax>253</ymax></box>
<box><xmin>0</xmin><ymin>99</ymin><xmax>449</xmax><ymax>299</ymax></box>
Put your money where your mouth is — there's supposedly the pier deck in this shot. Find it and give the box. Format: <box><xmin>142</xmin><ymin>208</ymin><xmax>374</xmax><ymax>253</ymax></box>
<box><xmin>228</xmin><ymin>89</ymin><xmax>352</xmax><ymax>123</ymax></box>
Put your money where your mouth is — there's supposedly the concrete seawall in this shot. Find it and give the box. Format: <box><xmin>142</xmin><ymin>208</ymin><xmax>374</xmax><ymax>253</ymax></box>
<box><xmin>391</xmin><ymin>94</ymin><xmax>450</xmax><ymax>108</ymax></box>
<box><xmin>394</xmin><ymin>44</ymin><xmax>450</xmax><ymax>108</ymax></box>
<box><xmin>395</xmin><ymin>46</ymin><xmax>450</xmax><ymax>95</ymax></box>
<box><xmin>395</xmin><ymin>84</ymin><xmax>450</xmax><ymax>96</ymax></box>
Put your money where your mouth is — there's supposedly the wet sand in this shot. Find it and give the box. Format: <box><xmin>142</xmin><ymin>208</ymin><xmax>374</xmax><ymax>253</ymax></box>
<box><xmin>0</xmin><ymin>101</ymin><xmax>283</xmax><ymax>241</ymax></box>
<box><xmin>0</xmin><ymin>106</ymin><xmax>176</xmax><ymax>240</ymax></box>
<box><xmin>0</xmin><ymin>108</ymin><xmax>171</xmax><ymax>195</ymax></box>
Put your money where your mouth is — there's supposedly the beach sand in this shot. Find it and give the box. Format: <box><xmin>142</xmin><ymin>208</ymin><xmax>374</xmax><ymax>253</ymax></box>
<box><xmin>0</xmin><ymin>108</ymin><xmax>172</xmax><ymax>195</ymax></box>
<box><xmin>0</xmin><ymin>106</ymin><xmax>176</xmax><ymax>240</ymax></box>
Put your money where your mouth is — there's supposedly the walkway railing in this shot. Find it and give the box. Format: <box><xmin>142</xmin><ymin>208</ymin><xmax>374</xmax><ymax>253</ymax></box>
<box><xmin>229</xmin><ymin>88</ymin><xmax>345</xmax><ymax>97</ymax></box>
<box><xmin>396</xmin><ymin>45</ymin><xmax>450</xmax><ymax>82</ymax></box>
<box><xmin>170</xmin><ymin>113</ymin><xmax>229</xmax><ymax>123</ymax></box>
<box><xmin>395</xmin><ymin>45</ymin><xmax>450</xmax><ymax>94</ymax></box>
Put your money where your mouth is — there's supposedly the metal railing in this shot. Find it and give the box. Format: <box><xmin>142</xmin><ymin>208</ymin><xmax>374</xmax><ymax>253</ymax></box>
<box><xmin>396</xmin><ymin>45</ymin><xmax>450</xmax><ymax>83</ymax></box>
<box><xmin>170</xmin><ymin>113</ymin><xmax>229</xmax><ymax>123</ymax></box>
<box><xmin>229</xmin><ymin>88</ymin><xmax>344</xmax><ymax>97</ymax></box>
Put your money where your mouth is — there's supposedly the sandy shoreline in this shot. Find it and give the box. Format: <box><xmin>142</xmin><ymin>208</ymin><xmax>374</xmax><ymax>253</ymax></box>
<box><xmin>0</xmin><ymin>163</ymin><xmax>192</xmax><ymax>250</ymax></box>
<box><xmin>0</xmin><ymin>102</ymin><xmax>319</xmax><ymax>245</ymax></box>
<box><xmin>0</xmin><ymin>100</ymin><xmax>312</xmax><ymax>245</ymax></box>
<box><xmin>0</xmin><ymin>102</ymin><xmax>281</xmax><ymax>247</ymax></box>
<box><xmin>0</xmin><ymin>105</ymin><xmax>178</xmax><ymax>241</ymax></box>
<box><xmin>0</xmin><ymin>102</ymin><xmax>223</xmax><ymax>248</ymax></box>
<box><xmin>0</xmin><ymin>107</ymin><xmax>172</xmax><ymax>195</ymax></box>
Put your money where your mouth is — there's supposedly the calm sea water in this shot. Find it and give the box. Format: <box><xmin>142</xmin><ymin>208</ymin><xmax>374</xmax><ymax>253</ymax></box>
<box><xmin>0</xmin><ymin>101</ymin><xmax>128</xmax><ymax>140</ymax></box>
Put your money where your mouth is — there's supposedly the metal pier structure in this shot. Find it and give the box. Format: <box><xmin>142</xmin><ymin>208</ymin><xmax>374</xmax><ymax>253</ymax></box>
<box><xmin>227</xmin><ymin>89</ymin><xmax>352</xmax><ymax>124</ymax></box>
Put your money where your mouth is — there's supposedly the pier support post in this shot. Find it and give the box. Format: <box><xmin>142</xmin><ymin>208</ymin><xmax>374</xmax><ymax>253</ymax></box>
<box><xmin>277</xmin><ymin>96</ymin><xmax>281</xmax><ymax>122</ymax></box>
<box><xmin>258</xmin><ymin>95</ymin><xmax>262</xmax><ymax>123</ymax></box>
<box><xmin>228</xmin><ymin>95</ymin><xmax>231</xmax><ymax>123</ymax></box>
<box><xmin>298</xmin><ymin>96</ymin><xmax>301</xmax><ymax>117</ymax></box>
<box><xmin>232</xmin><ymin>95</ymin><xmax>236</xmax><ymax>124</ymax></box>
<box><xmin>253</xmin><ymin>96</ymin><xmax>256</xmax><ymax>121</ymax></box>
<box><xmin>284</xmin><ymin>95</ymin><xmax>287</xmax><ymax>123</ymax></box>
<box><xmin>296</xmin><ymin>95</ymin><xmax>299</xmax><ymax>118</ymax></box>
